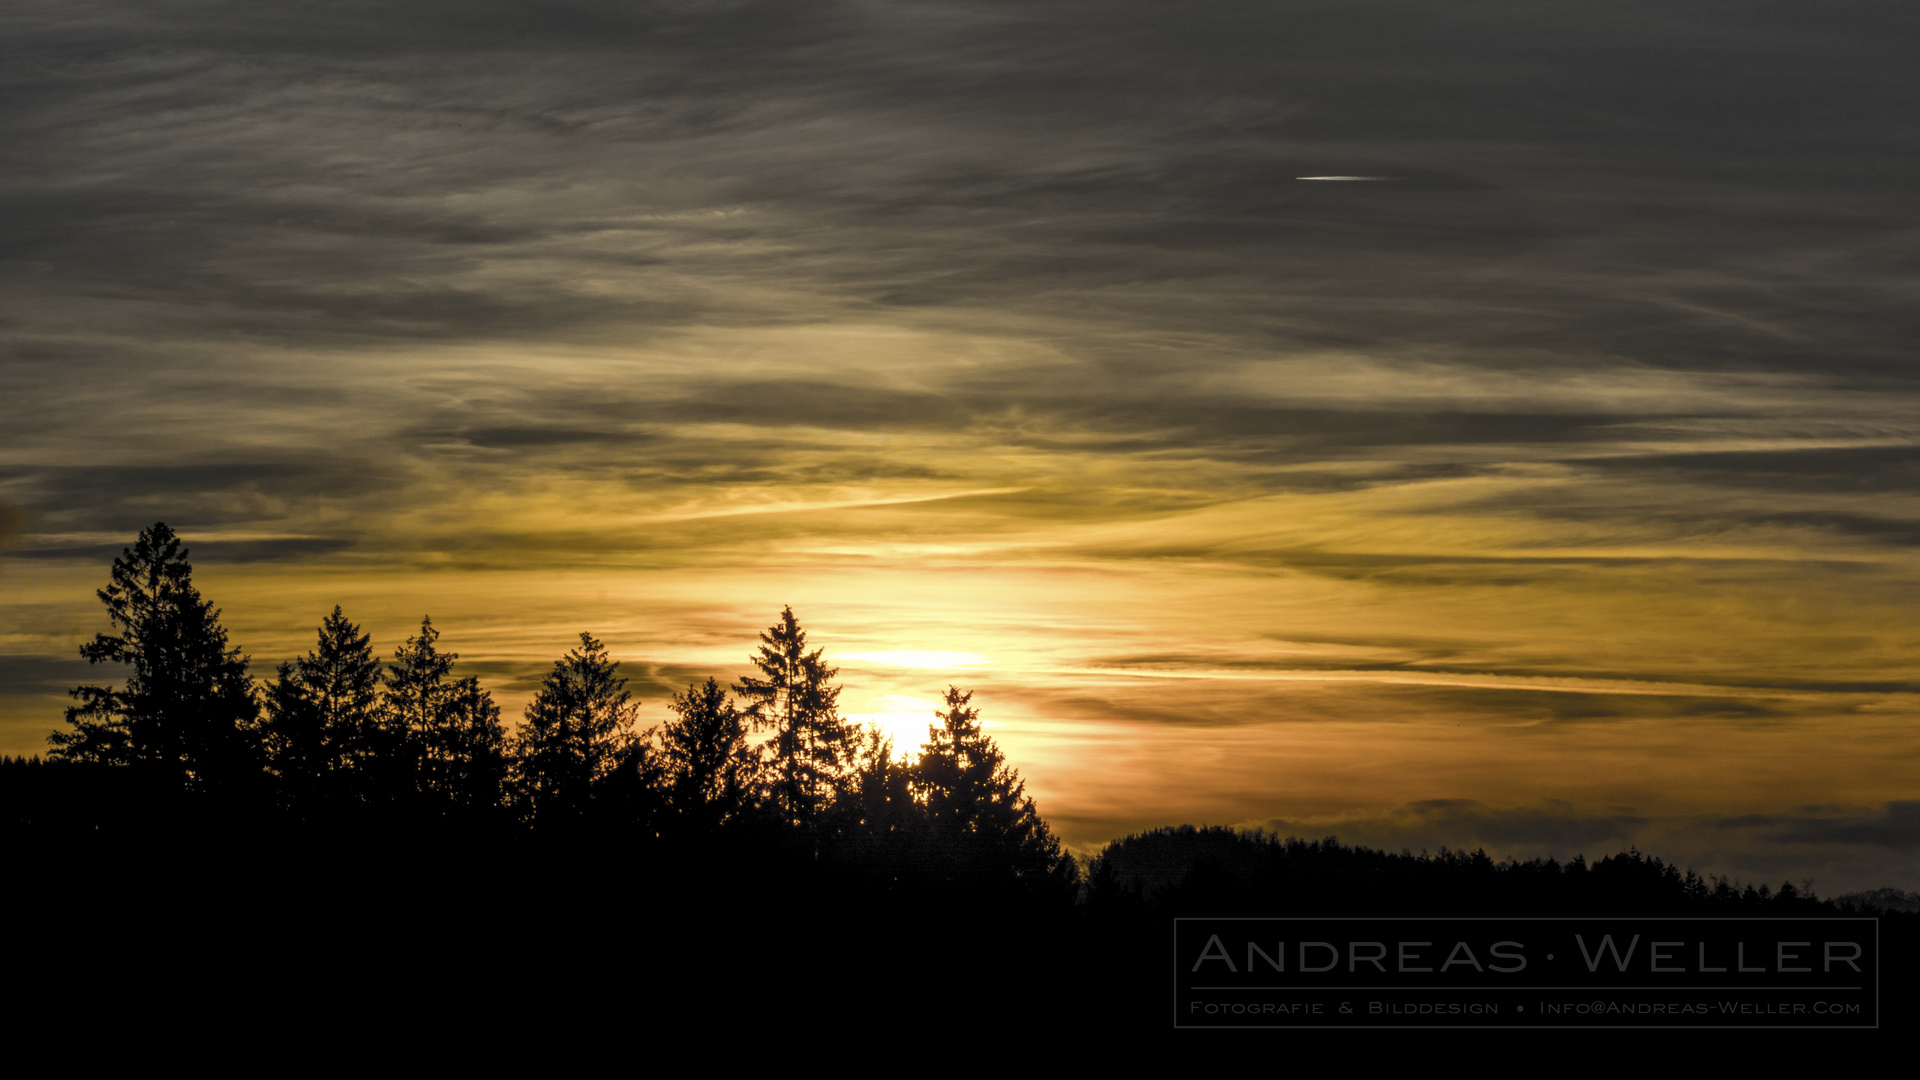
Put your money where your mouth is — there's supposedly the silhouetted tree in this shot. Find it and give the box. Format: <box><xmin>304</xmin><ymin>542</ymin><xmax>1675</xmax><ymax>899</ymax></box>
<box><xmin>912</xmin><ymin>686</ymin><xmax>1074</xmax><ymax>892</ymax></box>
<box><xmin>384</xmin><ymin>616</ymin><xmax>507</xmax><ymax>817</ymax></box>
<box><xmin>734</xmin><ymin>607</ymin><xmax>848</xmax><ymax>832</ymax></box>
<box><xmin>827</xmin><ymin>726</ymin><xmax>919</xmax><ymax>872</ymax></box>
<box><xmin>49</xmin><ymin>522</ymin><xmax>260</xmax><ymax>796</ymax></box>
<box><xmin>512</xmin><ymin>632</ymin><xmax>638</xmax><ymax>828</ymax></box>
<box><xmin>439</xmin><ymin>674</ymin><xmax>509</xmax><ymax>819</ymax></box>
<box><xmin>263</xmin><ymin>606</ymin><xmax>394</xmax><ymax>812</ymax></box>
<box><xmin>916</xmin><ymin>687</ymin><xmax>995</xmax><ymax>839</ymax></box>
<box><xmin>261</xmin><ymin>658</ymin><xmax>326</xmax><ymax>817</ymax></box>
<box><xmin>385</xmin><ymin>616</ymin><xmax>456</xmax><ymax>763</ymax></box>
<box><xmin>659</xmin><ymin>677</ymin><xmax>756</xmax><ymax>834</ymax></box>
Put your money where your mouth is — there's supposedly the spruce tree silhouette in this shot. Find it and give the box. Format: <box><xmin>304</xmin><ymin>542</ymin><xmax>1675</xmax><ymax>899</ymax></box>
<box><xmin>733</xmin><ymin>607</ymin><xmax>848</xmax><ymax>834</ymax></box>
<box><xmin>439</xmin><ymin>672</ymin><xmax>509</xmax><ymax>821</ymax></box>
<box><xmin>384</xmin><ymin>616</ymin><xmax>506</xmax><ymax>818</ymax></box>
<box><xmin>49</xmin><ymin>522</ymin><xmax>260</xmax><ymax>797</ymax></box>
<box><xmin>660</xmin><ymin>676</ymin><xmax>756</xmax><ymax>834</ymax></box>
<box><xmin>262</xmin><ymin>657</ymin><xmax>325</xmax><ymax>818</ymax></box>
<box><xmin>913</xmin><ymin>686</ymin><xmax>1073</xmax><ymax>890</ymax></box>
<box><xmin>264</xmin><ymin>606</ymin><xmax>393</xmax><ymax>814</ymax></box>
<box><xmin>828</xmin><ymin>725</ymin><xmax>918</xmax><ymax>872</ymax></box>
<box><xmin>385</xmin><ymin>615</ymin><xmax>456</xmax><ymax>767</ymax></box>
<box><xmin>512</xmin><ymin>632</ymin><xmax>639</xmax><ymax>828</ymax></box>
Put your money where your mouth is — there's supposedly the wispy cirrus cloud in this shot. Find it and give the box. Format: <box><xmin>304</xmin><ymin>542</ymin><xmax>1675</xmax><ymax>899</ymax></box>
<box><xmin>3</xmin><ymin>3</ymin><xmax>1919</xmax><ymax>887</ymax></box>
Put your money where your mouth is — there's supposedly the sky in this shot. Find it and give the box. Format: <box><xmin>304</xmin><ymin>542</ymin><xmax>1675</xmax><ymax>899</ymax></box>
<box><xmin>3</xmin><ymin>1</ymin><xmax>1917</xmax><ymax>891</ymax></box>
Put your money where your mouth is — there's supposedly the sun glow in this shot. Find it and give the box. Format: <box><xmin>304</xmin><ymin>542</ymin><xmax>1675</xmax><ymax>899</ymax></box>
<box><xmin>845</xmin><ymin>694</ymin><xmax>942</xmax><ymax>757</ymax></box>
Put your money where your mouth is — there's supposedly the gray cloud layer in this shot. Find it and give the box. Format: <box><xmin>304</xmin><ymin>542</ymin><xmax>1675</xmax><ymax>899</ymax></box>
<box><xmin>6</xmin><ymin>3</ymin><xmax>1917</xmax><ymax>497</ymax></box>
<box><xmin>6</xmin><ymin>3</ymin><xmax>1914</xmax><ymax>356</ymax></box>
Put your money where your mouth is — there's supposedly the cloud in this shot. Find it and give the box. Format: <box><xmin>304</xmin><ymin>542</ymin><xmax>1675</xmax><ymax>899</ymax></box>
<box><xmin>1728</xmin><ymin>801</ymin><xmax>1920</xmax><ymax>854</ymax></box>
<box><xmin>3</xmin><ymin>1</ymin><xmax>1914</xmax><ymax>372</ymax></box>
<box><xmin>4</xmin><ymin>2</ymin><xmax>1920</xmax><ymax>896</ymax></box>
<box><xmin>1584</xmin><ymin>445</ymin><xmax>1920</xmax><ymax>496</ymax></box>
<box><xmin>0</xmin><ymin>501</ymin><xmax>24</xmax><ymax>549</ymax></box>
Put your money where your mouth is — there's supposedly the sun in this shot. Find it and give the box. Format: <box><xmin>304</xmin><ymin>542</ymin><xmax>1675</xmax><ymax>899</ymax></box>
<box><xmin>844</xmin><ymin>694</ymin><xmax>942</xmax><ymax>758</ymax></box>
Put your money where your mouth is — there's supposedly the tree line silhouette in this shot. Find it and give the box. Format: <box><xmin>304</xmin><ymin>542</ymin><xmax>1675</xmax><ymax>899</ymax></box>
<box><xmin>8</xmin><ymin>522</ymin><xmax>1077</xmax><ymax>901</ymax></box>
<box><xmin>8</xmin><ymin>522</ymin><xmax>1913</xmax><ymax>1036</ymax></box>
<box><xmin>4</xmin><ymin>523</ymin><xmax>1910</xmax><ymax>967</ymax></box>
<box><xmin>1082</xmin><ymin>826</ymin><xmax>1871</xmax><ymax>919</ymax></box>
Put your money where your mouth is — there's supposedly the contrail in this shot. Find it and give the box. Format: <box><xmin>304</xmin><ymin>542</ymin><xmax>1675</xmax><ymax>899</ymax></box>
<box><xmin>1296</xmin><ymin>175</ymin><xmax>1396</xmax><ymax>181</ymax></box>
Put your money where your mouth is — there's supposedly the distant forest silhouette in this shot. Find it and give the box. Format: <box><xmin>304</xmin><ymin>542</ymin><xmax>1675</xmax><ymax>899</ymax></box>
<box><xmin>4</xmin><ymin>523</ymin><xmax>1912</xmax><ymax>1025</ymax></box>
